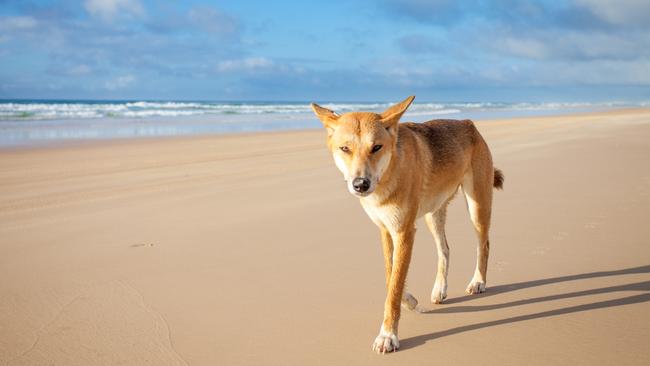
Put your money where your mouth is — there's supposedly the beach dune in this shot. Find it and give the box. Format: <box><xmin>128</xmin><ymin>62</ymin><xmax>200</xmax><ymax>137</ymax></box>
<box><xmin>1</xmin><ymin>109</ymin><xmax>649</xmax><ymax>365</ymax></box>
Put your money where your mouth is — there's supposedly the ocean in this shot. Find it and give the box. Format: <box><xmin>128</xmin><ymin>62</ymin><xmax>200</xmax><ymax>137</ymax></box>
<box><xmin>0</xmin><ymin>99</ymin><xmax>645</xmax><ymax>147</ymax></box>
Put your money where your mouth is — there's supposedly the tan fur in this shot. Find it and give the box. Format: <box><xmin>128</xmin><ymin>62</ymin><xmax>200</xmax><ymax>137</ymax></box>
<box><xmin>311</xmin><ymin>96</ymin><xmax>503</xmax><ymax>354</ymax></box>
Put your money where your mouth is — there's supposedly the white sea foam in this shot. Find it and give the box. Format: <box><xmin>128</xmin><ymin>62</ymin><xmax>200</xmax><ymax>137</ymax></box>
<box><xmin>0</xmin><ymin>99</ymin><xmax>646</xmax><ymax>147</ymax></box>
<box><xmin>0</xmin><ymin>100</ymin><xmax>645</xmax><ymax>122</ymax></box>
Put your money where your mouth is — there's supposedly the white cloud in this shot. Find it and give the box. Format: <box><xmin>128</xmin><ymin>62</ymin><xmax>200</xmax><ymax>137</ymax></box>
<box><xmin>490</xmin><ymin>29</ymin><xmax>650</xmax><ymax>61</ymax></box>
<box><xmin>84</xmin><ymin>0</ymin><xmax>144</xmax><ymax>22</ymax></box>
<box><xmin>66</xmin><ymin>65</ymin><xmax>93</xmax><ymax>76</ymax></box>
<box><xmin>0</xmin><ymin>16</ymin><xmax>38</xmax><ymax>31</ymax></box>
<box><xmin>528</xmin><ymin>59</ymin><xmax>650</xmax><ymax>86</ymax></box>
<box><xmin>498</xmin><ymin>37</ymin><xmax>550</xmax><ymax>60</ymax></box>
<box><xmin>574</xmin><ymin>0</ymin><xmax>650</xmax><ymax>26</ymax></box>
<box><xmin>105</xmin><ymin>75</ymin><xmax>135</xmax><ymax>90</ymax></box>
<box><xmin>216</xmin><ymin>57</ymin><xmax>275</xmax><ymax>73</ymax></box>
<box><xmin>187</xmin><ymin>6</ymin><xmax>239</xmax><ymax>35</ymax></box>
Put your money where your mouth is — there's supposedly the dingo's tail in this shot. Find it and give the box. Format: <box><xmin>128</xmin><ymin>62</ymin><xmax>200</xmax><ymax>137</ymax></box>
<box><xmin>494</xmin><ymin>168</ymin><xmax>504</xmax><ymax>190</ymax></box>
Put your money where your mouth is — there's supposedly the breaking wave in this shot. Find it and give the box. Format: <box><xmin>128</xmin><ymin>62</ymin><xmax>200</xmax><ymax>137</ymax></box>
<box><xmin>1</xmin><ymin>100</ymin><xmax>641</xmax><ymax>121</ymax></box>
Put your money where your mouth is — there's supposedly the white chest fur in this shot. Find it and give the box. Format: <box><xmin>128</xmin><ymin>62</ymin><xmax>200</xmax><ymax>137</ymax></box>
<box><xmin>361</xmin><ymin>185</ymin><xmax>460</xmax><ymax>232</ymax></box>
<box><xmin>360</xmin><ymin>196</ymin><xmax>403</xmax><ymax>233</ymax></box>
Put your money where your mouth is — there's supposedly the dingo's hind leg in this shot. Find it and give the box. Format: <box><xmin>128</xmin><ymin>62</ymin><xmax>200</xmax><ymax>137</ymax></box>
<box><xmin>462</xmin><ymin>156</ymin><xmax>494</xmax><ymax>294</ymax></box>
<box><xmin>425</xmin><ymin>206</ymin><xmax>450</xmax><ymax>304</ymax></box>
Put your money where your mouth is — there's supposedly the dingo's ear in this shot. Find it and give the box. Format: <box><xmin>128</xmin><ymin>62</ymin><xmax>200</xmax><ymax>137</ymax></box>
<box><xmin>311</xmin><ymin>103</ymin><xmax>340</xmax><ymax>134</ymax></box>
<box><xmin>380</xmin><ymin>96</ymin><xmax>415</xmax><ymax>130</ymax></box>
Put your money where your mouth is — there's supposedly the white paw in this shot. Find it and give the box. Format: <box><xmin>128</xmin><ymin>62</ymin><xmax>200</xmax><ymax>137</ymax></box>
<box><xmin>431</xmin><ymin>283</ymin><xmax>447</xmax><ymax>304</ymax></box>
<box><xmin>401</xmin><ymin>292</ymin><xmax>418</xmax><ymax>310</ymax></box>
<box><xmin>466</xmin><ymin>280</ymin><xmax>486</xmax><ymax>294</ymax></box>
<box><xmin>372</xmin><ymin>330</ymin><xmax>399</xmax><ymax>354</ymax></box>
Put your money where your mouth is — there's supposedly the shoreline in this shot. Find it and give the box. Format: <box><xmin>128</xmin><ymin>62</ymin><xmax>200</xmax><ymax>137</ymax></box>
<box><xmin>2</xmin><ymin>106</ymin><xmax>649</xmax><ymax>151</ymax></box>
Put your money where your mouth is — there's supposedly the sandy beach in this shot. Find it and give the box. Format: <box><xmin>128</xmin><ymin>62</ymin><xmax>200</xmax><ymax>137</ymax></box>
<box><xmin>1</xmin><ymin>109</ymin><xmax>649</xmax><ymax>365</ymax></box>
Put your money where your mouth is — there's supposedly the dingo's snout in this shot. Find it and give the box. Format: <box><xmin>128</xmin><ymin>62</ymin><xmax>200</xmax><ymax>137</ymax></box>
<box><xmin>352</xmin><ymin>177</ymin><xmax>371</xmax><ymax>194</ymax></box>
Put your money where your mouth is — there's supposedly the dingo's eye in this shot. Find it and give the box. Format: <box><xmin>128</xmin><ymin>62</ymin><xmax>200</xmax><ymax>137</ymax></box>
<box><xmin>339</xmin><ymin>146</ymin><xmax>350</xmax><ymax>153</ymax></box>
<box><xmin>371</xmin><ymin>144</ymin><xmax>383</xmax><ymax>154</ymax></box>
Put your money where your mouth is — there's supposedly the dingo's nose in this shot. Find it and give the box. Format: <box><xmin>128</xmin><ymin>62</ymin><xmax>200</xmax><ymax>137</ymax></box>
<box><xmin>352</xmin><ymin>178</ymin><xmax>371</xmax><ymax>193</ymax></box>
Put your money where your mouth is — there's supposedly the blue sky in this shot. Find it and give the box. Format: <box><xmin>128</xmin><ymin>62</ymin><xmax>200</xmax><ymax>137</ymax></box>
<box><xmin>1</xmin><ymin>0</ymin><xmax>649</xmax><ymax>102</ymax></box>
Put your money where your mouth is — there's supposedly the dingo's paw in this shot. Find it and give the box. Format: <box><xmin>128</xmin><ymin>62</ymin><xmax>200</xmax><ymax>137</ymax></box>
<box><xmin>401</xmin><ymin>292</ymin><xmax>418</xmax><ymax>310</ymax></box>
<box><xmin>431</xmin><ymin>283</ymin><xmax>447</xmax><ymax>304</ymax></box>
<box><xmin>466</xmin><ymin>280</ymin><xmax>486</xmax><ymax>294</ymax></box>
<box><xmin>372</xmin><ymin>330</ymin><xmax>399</xmax><ymax>354</ymax></box>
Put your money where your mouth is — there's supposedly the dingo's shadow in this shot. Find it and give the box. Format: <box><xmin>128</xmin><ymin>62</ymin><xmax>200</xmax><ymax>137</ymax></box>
<box><xmin>400</xmin><ymin>265</ymin><xmax>650</xmax><ymax>351</ymax></box>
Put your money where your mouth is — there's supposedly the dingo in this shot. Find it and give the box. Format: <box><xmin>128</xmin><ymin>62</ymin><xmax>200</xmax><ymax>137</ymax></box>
<box><xmin>311</xmin><ymin>96</ymin><xmax>504</xmax><ymax>354</ymax></box>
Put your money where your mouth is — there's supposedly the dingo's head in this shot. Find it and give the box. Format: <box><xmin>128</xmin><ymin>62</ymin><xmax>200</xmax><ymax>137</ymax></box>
<box><xmin>311</xmin><ymin>96</ymin><xmax>415</xmax><ymax>197</ymax></box>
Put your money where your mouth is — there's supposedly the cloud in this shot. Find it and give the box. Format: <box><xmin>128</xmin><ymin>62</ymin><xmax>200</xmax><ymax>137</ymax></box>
<box><xmin>143</xmin><ymin>5</ymin><xmax>241</xmax><ymax>38</ymax></box>
<box><xmin>104</xmin><ymin>74</ymin><xmax>135</xmax><ymax>90</ymax></box>
<box><xmin>382</xmin><ymin>0</ymin><xmax>462</xmax><ymax>24</ymax></box>
<box><xmin>496</xmin><ymin>36</ymin><xmax>549</xmax><ymax>60</ymax></box>
<box><xmin>216</xmin><ymin>57</ymin><xmax>275</xmax><ymax>73</ymax></box>
<box><xmin>0</xmin><ymin>15</ymin><xmax>38</xmax><ymax>31</ymax></box>
<box><xmin>575</xmin><ymin>0</ymin><xmax>650</xmax><ymax>26</ymax></box>
<box><xmin>0</xmin><ymin>15</ymin><xmax>39</xmax><ymax>44</ymax></box>
<box><xmin>395</xmin><ymin>34</ymin><xmax>443</xmax><ymax>54</ymax></box>
<box><xmin>1</xmin><ymin>2</ymin><xmax>245</xmax><ymax>82</ymax></box>
<box><xmin>65</xmin><ymin>64</ymin><xmax>93</xmax><ymax>76</ymax></box>
<box><xmin>382</xmin><ymin>0</ymin><xmax>650</xmax><ymax>31</ymax></box>
<box><xmin>385</xmin><ymin>0</ymin><xmax>650</xmax><ymax>67</ymax></box>
<box><xmin>490</xmin><ymin>30</ymin><xmax>650</xmax><ymax>61</ymax></box>
<box><xmin>187</xmin><ymin>6</ymin><xmax>239</xmax><ymax>35</ymax></box>
<box><xmin>510</xmin><ymin>59</ymin><xmax>650</xmax><ymax>86</ymax></box>
<box><xmin>84</xmin><ymin>0</ymin><xmax>144</xmax><ymax>22</ymax></box>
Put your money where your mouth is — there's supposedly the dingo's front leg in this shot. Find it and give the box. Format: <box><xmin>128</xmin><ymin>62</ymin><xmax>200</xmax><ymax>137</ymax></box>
<box><xmin>372</xmin><ymin>228</ymin><xmax>415</xmax><ymax>354</ymax></box>
<box><xmin>381</xmin><ymin>227</ymin><xmax>418</xmax><ymax>311</ymax></box>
